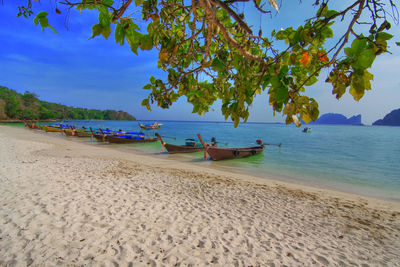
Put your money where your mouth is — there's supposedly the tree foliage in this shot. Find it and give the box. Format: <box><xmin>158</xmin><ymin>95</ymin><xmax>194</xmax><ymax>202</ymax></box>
<box><xmin>11</xmin><ymin>0</ymin><xmax>399</xmax><ymax>126</ymax></box>
<box><xmin>0</xmin><ymin>86</ymin><xmax>136</xmax><ymax>121</ymax></box>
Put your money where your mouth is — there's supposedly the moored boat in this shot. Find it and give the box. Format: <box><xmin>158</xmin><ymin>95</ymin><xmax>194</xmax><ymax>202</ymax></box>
<box><xmin>24</xmin><ymin>121</ymin><xmax>41</xmax><ymax>130</ymax></box>
<box><xmin>29</xmin><ymin>121</ymin><xmax>42</xmax><ymax>130</ymax></box>
<box><xmin>43</xmin><ymin>125</ymin><xmax>63</xmax><ymax>132</ymax></box>
<box><xmin>155</xmin><ymin>133</ymin><xmax>207</xmax><ymax>153</ymax></box>
<box><xmin>90</xmin><ymin>128</ymin><xmax>113</xmax><ymax>142</ymax></box>
<box><xmin>74</xmin><ymin>129</ymin><xmax>92</xmax><ymax>137</ymax></box>
<box><xmin>139</xmin><ymin>122</ymin><xmax>162</xmax><ymax>130</ymax></box>
<box><xmin>107</xmin><ymin>133</ymin><xmax>157</xmax><ymax>144</ymax></box>
<box><xmin>197</xmin><ymin>134</ymin><xmax>265</xmax><ymax>161</ymax></box>
<box><xmin>63</xmin><ymin>128</ymin><xmax>75</xmax><ymax>136</ymax></box>
<box><xmin>92</xmin><ymin>133</ymin><xmax>108</xmax><ymax>142</ymax></box>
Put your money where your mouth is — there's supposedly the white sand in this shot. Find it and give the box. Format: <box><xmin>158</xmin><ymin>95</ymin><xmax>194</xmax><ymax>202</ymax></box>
<box><xmin>0</xmin><ymin>125</ymin><xmax>399</xmax><ymax>266</ymax></box>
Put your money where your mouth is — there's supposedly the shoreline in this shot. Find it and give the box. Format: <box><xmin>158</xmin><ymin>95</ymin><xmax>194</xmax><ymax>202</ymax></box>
<box><xmin>82</xmin><ymin>132</ymin><xmax>400</xmax><ymax>205</ymax></box>
<box><xmin>15</xmin><ymin>124</ymin><xmax>400</xmax><ymax>208</ymax></box>
<box><xmin>1</xmin><ymin>125</ymin><xmax>400</xmax><ymax>265</ymax></box>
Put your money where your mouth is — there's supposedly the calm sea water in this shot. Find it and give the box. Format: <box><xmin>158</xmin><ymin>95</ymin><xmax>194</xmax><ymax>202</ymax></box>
<box><xmin>47</xmin><ymin>120</ymin><xmax>400</xmax><ymax>201</ymax></box>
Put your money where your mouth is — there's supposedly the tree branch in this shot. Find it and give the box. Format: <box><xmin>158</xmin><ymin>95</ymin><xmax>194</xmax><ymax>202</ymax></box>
<box><xmin>211</xmin><ymin>0</ymin><xmax>253</xmax><ymax>34</ymax></box>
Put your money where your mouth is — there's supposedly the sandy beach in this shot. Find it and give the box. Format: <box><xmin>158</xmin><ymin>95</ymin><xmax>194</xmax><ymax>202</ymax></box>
<box><xmin>0</xmin><ymin>125</ymin><xmax>399</xmax><ymax>266</ymax></box>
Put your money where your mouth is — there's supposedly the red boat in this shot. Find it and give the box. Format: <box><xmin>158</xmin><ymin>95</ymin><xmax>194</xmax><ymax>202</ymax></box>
<box><xmin>197</xmin><ymin>134</ymin><xmax>265</xmax><ymax>161</ymax></box>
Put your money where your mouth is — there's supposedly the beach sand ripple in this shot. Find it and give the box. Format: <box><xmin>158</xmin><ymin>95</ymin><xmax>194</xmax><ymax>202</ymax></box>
<box><xmin>1</xmin><ymin>126</ymin><xmax>399</xmax><ymax>266</ymax></box>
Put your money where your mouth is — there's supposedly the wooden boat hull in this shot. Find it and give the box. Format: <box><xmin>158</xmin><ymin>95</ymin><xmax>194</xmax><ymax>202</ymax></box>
<box><xmin>75</xmin><ymin>131</ymin><xmax>92</xmax><ymax>137</ymax></box>
<box><xmin>139</xmin><ymin>126</ymin><xmax>161</xmax><ymax>130</ymax></box>
<box><xmin>43</xmin><ymin>126</ymin><xmax>62</xmax><ymax>132</ymax></box>
<box><xmin>164</xmin><ymin>143</ymin><xmax>205</xmax><ymax>154</ymax></box>
<box><xmin>206</xmin><ymin>145</ymin><xmax>265</xmax><ymax>161</ymax></box>
<box><xmin>107</xmin><ymin>136</ymin><xmax>157</xmax><ymax>144</ymax></box>
<box><xmin>139</xmin><ymin>123</ymin><xmax>162</xmax><ymax>130</ymax></box>
<box><xmin>25</xmin><ymin>121</ymin><xmax>42</xmax><ymax>130</ymax></box>
<box><xmin>63</xmin><ymin>129</ymin><xmax>75</xmax><ymax>136</ymax></box>
<box><xmin>155</xmin><ymin>133</ymin><xmax>204</xmax><ymax>153</ymax></box>
<box><xmin>93</xmin><ymin>134</ymin><xmax>110</xmax><ymax>142</ymax></box>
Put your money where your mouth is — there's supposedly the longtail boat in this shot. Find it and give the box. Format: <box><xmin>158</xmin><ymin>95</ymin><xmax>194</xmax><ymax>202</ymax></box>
<box><xmin>90</xmin><ymin>127</ymin><xmax>106</xmax><ymax>142</ymax></box>
<box><xmin>139</xmin><ymin>122</ymin><xmax>162</xmax><ymax>130</ymax></box>
<box><xmin>90</xmin><ymin>128</ymin><xmax>114</xmax><ymax>142</ymax></box>
<box><xmin>28</xmin><ymin>121</ymin><xmax>42</xmax><ymax>130</ymax></box>
<box><xmin>92</xmin><ymin>133</ymin><xmax>107</xmax><ymax>142</ymax></box>
<box><xmin>107</xmin><ymin>133</ymin><xmax>157</xmax><ymax>144</ymax></box>
<box><xmin>63</xmin><ymin>128</ymin><xmax>75</xmax><ymax>136</ymax></box>
<box><xmin>155</xmin><ymin>133</ymin><xmax>207</xmax><ymax>153</ymax></box>
<box><xmin>197</xmin><ymin>134</ymin><xmax>265</xmax><ymax>161</ymax></box>
<box><xmin>24</xmin><ymin>121</ymin><xmax>39</xmax><ymax>129</ymax></box>
<box><xmin>43</xmin><ymin>125</ymin><xmax>63</xmax><ymax>132</ymax></box>
<box><xmin>74</xmin><ymin>129</ymin><xmax>92</xmax><ymax>137</ymax></box>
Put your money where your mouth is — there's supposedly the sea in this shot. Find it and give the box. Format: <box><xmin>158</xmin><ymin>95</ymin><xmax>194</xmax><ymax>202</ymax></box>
<box><xmin>45</xmin><ymin>120</ymin><xmax>400</xmax><ymax>202</ymax></box>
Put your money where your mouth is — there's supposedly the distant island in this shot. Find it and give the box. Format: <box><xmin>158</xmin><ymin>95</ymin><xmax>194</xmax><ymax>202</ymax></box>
<box><xmin>0</xmin><ymin>86</ymin><xmax>136</xmax><ymax>121</ymax></box>
<box><xmin>306</xmin><ymin>113</ymin><xmax>363</xmax><ymax>125</ymax></box>
<box><xmin>372</xmin><ymin>108</ymin><xmax>400</xmax><ymax>126</ymax></box>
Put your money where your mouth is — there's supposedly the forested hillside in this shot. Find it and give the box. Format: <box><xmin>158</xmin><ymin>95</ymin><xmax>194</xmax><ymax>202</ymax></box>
<box><xmin>0</xmin><ymin>86</ymin><xmax>136</xmax><ymax>121</ymax></box>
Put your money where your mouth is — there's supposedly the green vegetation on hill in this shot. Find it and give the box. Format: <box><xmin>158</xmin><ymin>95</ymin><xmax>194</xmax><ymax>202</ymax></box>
<box><xmin>0</xmin><ymin>86</ymin><xmax>136</xmax><ymax>121</ymax></box>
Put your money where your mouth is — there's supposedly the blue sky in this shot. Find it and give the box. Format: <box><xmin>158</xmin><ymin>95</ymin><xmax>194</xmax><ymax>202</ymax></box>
<box><xmin>0</xmin><ymin>1</ymin><xmax>399</xmax><ymax>124</ymax></box>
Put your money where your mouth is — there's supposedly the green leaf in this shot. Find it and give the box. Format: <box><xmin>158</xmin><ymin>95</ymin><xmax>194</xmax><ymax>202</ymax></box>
<box><xmin>305</xmin><ymin>76</ymin><xmax>318</xmax><ymax>86</ymax></box>
<box><xmin>233</xmin><ymin>118</ymin><xmax>239</xmax><ymax>128</ymax></box>
<box><xmin>320</xmin><ymin>26</ymin><xmax>333</xmax><ymax>39</ymax></box>
<box><xmin>102</xmin><ymin>0</ymin><xmax>114</xmax><ymax>5</ymax></box>
<box><xmin>129</xmin><ymin>21</ymin><xmax>140</xmax><ymax>30</ymax></box>
<box><xmin>349</xmin><ymin>84</ymin><xmax>364</xmax><ymax>101</ymax></box>
<box><xmin>101</xmin><ymin>24</ymin><xmax>111</xmax><ymax>39</ymax></box>
<box><xmin>99</xmin><ymin>10</ymin><xmax>111</xmax><ymax>27</ymax></box>
<box><xmin>396</xmin><ymin>42</ymin><xmax>400</xmax><ymax>46</ymax></box>
<box><xmin>101</xmin><ymin>25</ymin><xmax>111</xmax><ymax>39</ymax></box>
<box><xmin>126</xmin><ymin>31</ymin><xmax>140</xmax><ymax>54</ymax></box>
<box><xmin>316</xmin><ymin>4</ymin><xmax>337</xmax><ymax>18</ymax></box>
<box><xmin>275</xmin><ymin>86</ymin><xmax>289</xmax><ymax>102</ymax></box>
<box><xmin>344</xmin><ymin>47</ymin><xmax>353</xmax><ymax>57</ymax></box>
<box><xmin>349</xmin><ymin>70</ymin><xmax>373</xmax><ymax>101</ymax></box>
<box><xmin>317</xmin><ymin>4</ymin><xmax>328</xmax><ymax>17</ymax></box>
<box><xmin>33</xmin><ymin>11</ymin><xmax>57</xmax><ymax>33</ymax></box>
<box><xmin>211</xmin><ymin>58</ymin><xmax>226</xmax><ymax>72</ymax></box>
<box><xmin>301</xmin><ymin>110</ymin><xmax>312</xmax><ymax>124</ymax></box>
<box><xmin>141</xmin><ymin>99</ymin><xmax>151</xmax><ymax>110</ymax></box>
<box><xmin>325</xmin><ymin>9</ymin><xmax>339</xmax><ymax>18</ymax></box>
<box><xmin>135</xmin><ymin>0</ymin><xmax>144</xmax><ymax>6</ymax></box>
<box><xmin>90</xmin><ymin>24</ymin><xmax>103</xmax><ymax>39</ymax></box>
<box><xmin>376</xmin><ymin>32</ymin><xmax>393</xmax><ymax>41</ymax></box>
<box><xmin>332</xmin><ymin>82</ymin><xmax>347</xmax><ymax>100</ymax></box>
<box><xmin>355</xmin><ymin>49</ymin><xmax>376</xmax><ymax>69</ymax></box>
<box><xmin>114</xmin><ymin>23</ymin><xmax>125</xmax><ymax>45</ymax></box>
<box><xmin>139</xmin><ymin>34</ymin><xmax>153</xmax><ymax>50</ymax></box>
<box><xmin>143</xmin><ymin>84</ymin><xmax>152</xmax><ymax>90</ymax></box>
<box><xmin>351</xmin><ymin>38</ymin><xmax>367</xmax><ymax>54</ymax></box>
<box><xmin>363</xmin><ymin>70</ymin><xmax>374</xmax><ymax>90</ymax></box>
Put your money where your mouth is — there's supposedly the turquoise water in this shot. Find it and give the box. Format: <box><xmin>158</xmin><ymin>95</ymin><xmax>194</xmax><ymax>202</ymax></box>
<box><xmin>47</xmin><ymin>120</ymin><xmax>400</xmax><ymax>201</ymax></box>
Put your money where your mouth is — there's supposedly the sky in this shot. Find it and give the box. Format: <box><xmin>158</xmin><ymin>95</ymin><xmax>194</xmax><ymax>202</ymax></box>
<box><xmin>0</xmin><ymin>1</ymin><xmax>399</xmax><ymax>125</ymax></box>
